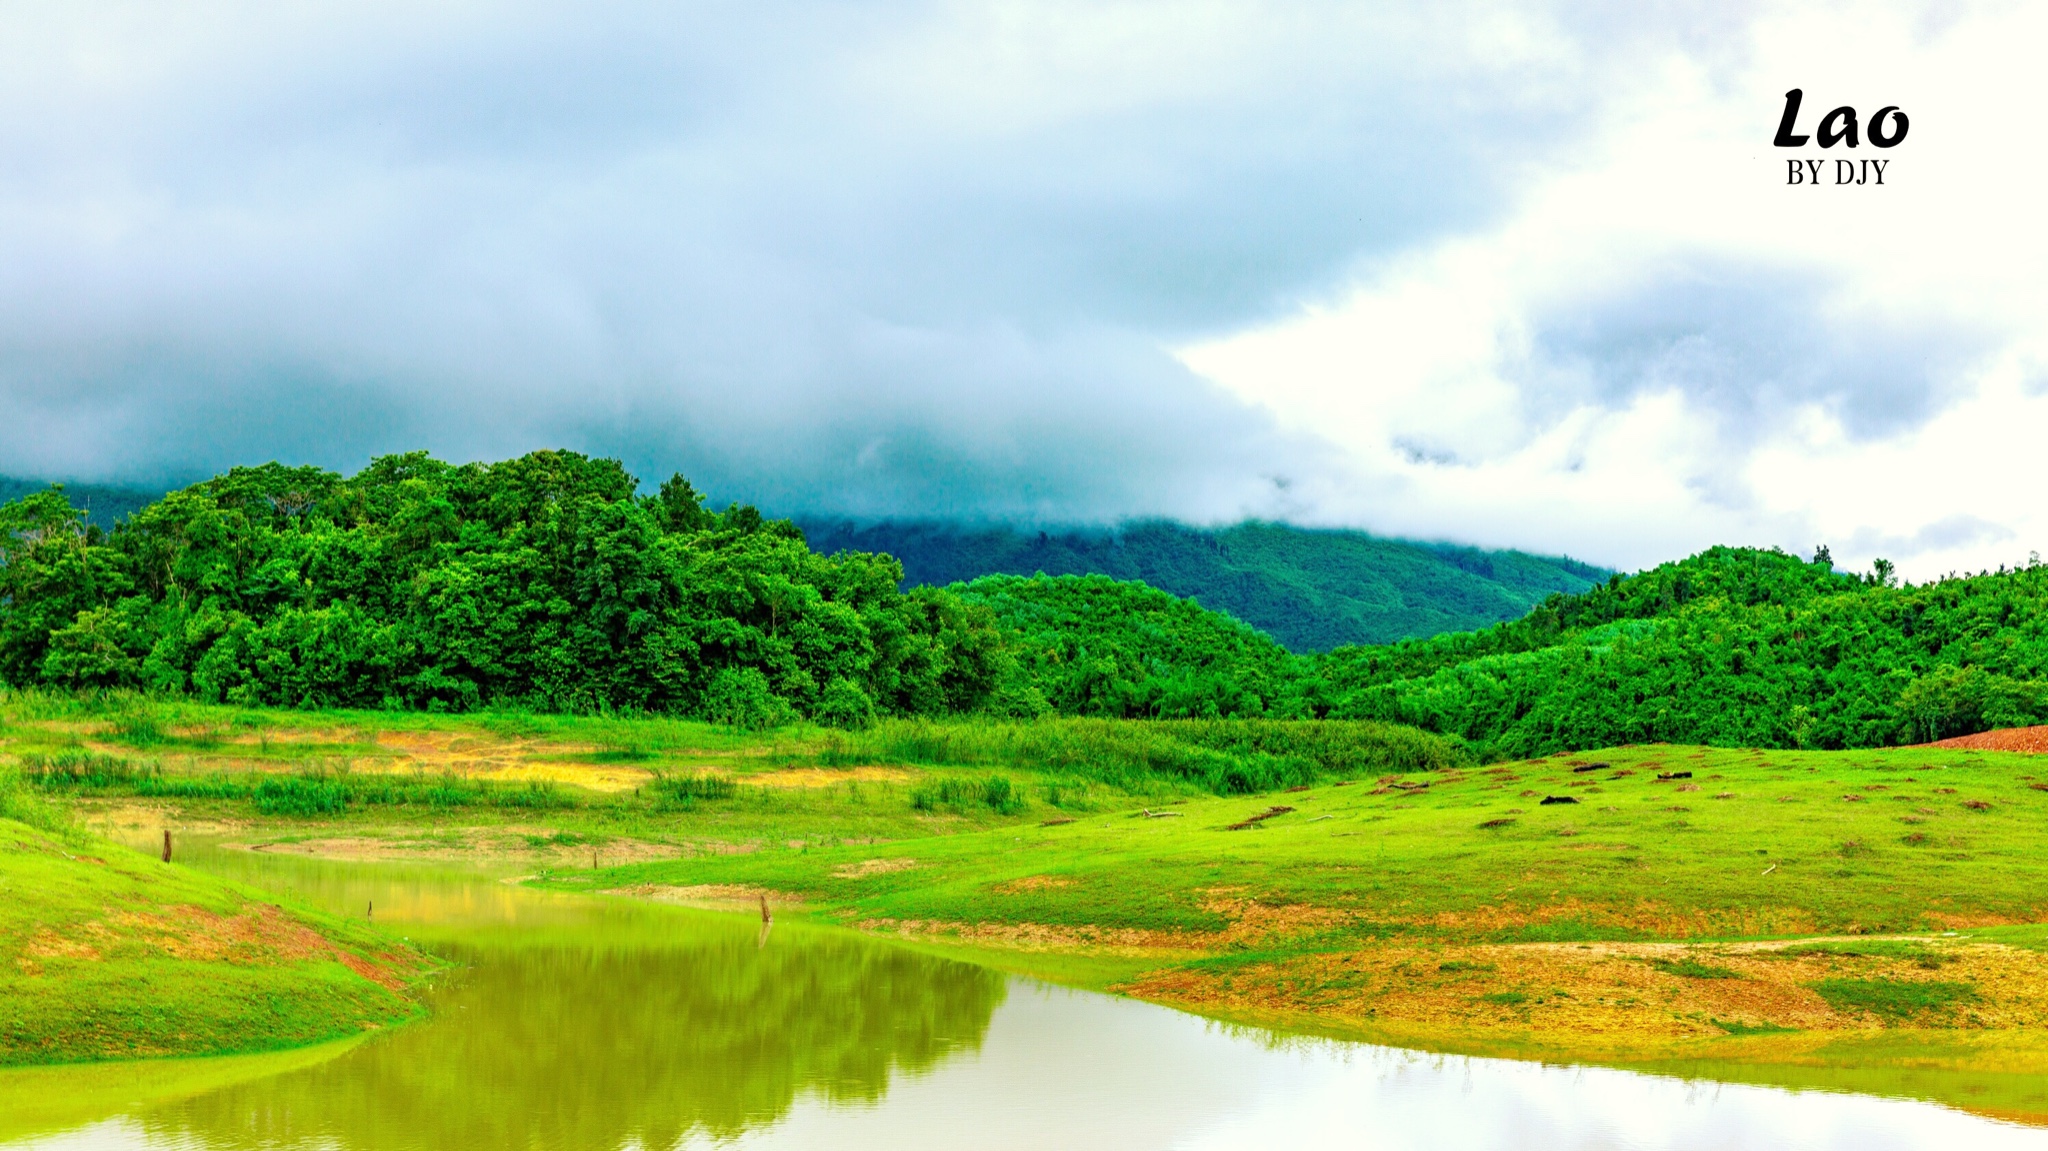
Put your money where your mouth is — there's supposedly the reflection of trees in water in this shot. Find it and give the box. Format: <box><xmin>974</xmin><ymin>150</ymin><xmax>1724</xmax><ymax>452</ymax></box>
<box><xmin>140</xmin><ymin>922</ymin><xmax>1007</xmax><ymax>1151</ymax></box>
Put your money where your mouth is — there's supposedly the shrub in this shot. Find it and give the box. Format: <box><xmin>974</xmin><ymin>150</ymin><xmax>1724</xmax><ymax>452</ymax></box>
<box><xmin>253</xmin><ymin>774</ymin><xmax>351</xmax><ymax>816</ymax></box>
<box><xmin>702</xmin><ymin>668</ymin><xmax>794</xmax><ymax>732</ymax></box>
<box><xmin>1809</xmin><ymin>978</ymin><xmax>1978</xmax><ymax>1021</ymax></box>
<box><xmin>909</xmin><ymin>774</ymin><xmax>1019</xmax><ymax>813</ymax></box>
<box><xmin>650</xmin><ymin>770</ymin><xmax>738</xmax><ymax>806</ymax></box>
<box><xmin>815</xmin><ymin>677</ymin><xmax>875</xmax><ymax>730</ymax></box>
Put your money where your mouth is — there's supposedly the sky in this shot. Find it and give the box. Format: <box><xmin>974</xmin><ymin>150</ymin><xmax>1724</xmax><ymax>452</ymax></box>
<box><xmin>0</xmin><ymin>1</ymin><xmax>2042</xmax><ymax>577</ymax></box>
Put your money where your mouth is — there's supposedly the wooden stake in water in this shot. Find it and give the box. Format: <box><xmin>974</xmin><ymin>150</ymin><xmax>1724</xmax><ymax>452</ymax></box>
<box><xmin>759</xmin><ymin>893</ymin><xmax>772</xmax><ymax>925</ymax></box>
<box><xmin>161</xmin><ymin>829</ymin><xmax>172</xmax><ymax>863</ymax></box>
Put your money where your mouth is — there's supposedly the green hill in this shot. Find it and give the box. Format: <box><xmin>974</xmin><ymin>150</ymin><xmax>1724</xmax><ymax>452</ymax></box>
<box><xmin>797</xmin><ymin>519</ymin><xmax>1609</xmax><ymax>652</ymax></box>
<box><xmin>952</xmin><ymin>573</ymin><xmax>1302</xmax><ymax>719</ymax></box>
<box><xmin>1313</xmin><ymin>545</ymin><xmax>2048</xmax><ymax>757</ymax></box>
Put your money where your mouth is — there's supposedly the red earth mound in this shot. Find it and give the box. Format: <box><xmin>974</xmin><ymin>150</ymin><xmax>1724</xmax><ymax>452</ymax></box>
<box><xmin>1924</xmin><ymin>725</ymin><xmax>2048</xmax><ymax>753</ymax></box>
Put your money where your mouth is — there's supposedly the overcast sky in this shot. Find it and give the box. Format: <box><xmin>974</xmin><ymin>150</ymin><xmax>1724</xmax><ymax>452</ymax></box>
<box><xmin>1</xmin><ymin>1</ymin><xmax>2042</xmax><ymax>576</ymax></box>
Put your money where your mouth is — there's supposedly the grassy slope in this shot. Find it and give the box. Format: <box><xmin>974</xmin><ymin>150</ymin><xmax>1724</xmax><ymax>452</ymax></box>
<box><xmin>568</xmin><ymin>743</ymin><xmax>2048</xmax><ymax>942</ymax></box>
<box><xmin>0</xmin><ymin>815</ymin><xmax>431</xmax><ymax>1065</ymax></box>
<box><xmin>2</xmin><ymin>695</ymin><xmax>1461</xmax><ymax>859</ymax></box>
<box><xmin>799</xmin><ymin>518</ymin><xmax>1607</xmax><ymax>651</ymax></box>
<box><xmin>20</xmin><ymin>695</ymin><xmax>2048</xmax><ymax>1116</ymax></box>
<box><xmin>553</xmin><ymin>739</ymin><xmax>2048</xmax><ymax>1097</ymax></box>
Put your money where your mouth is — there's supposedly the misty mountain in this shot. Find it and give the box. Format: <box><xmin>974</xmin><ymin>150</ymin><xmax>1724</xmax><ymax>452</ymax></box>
<box><xmin>0</xmin><ymin>477</ymin><xmax>160</xmax><ymax>528</ymax></box>
<box><xmin>797</xmin><ymin>519</ymin><xmax>1610</xmax><ymax>652</ymax></box>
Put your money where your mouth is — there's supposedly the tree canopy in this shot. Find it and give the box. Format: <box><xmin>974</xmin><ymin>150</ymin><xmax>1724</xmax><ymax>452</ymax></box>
<box><xmin>0</xmin><ymin>452</ymin><xmax>1004</xmax><ymax>721</ymax></box>
<box><xmin>1311</xmin><ymin>545</ymin><xmax>2048</xmax><ymax>756</ymax></box>
<box><xmin>9</xmin><ymin>460</ymin><xmax>2048</xmax><ymax>755</ymax></box>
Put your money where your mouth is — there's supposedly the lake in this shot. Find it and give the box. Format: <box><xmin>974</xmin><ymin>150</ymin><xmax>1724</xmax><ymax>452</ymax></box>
<box><xmin>5</xmin><ymin>844</ymin><xmax>2046</xmax><ymax>1150</ymax></box>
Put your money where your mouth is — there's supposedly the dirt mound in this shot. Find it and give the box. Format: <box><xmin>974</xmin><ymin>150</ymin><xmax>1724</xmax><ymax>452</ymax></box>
<box><xmin>1924</xmin><ymin>726</ymin><xmax>2048</xmax><ymax>753</ymax></box>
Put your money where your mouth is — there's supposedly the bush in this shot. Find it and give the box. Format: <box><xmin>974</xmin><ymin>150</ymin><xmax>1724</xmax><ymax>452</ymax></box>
<box><xmin>702</xmin><ymin>668</ymin><xmax>794</xmax><ymax>732</ymax></box>
<box><xmin>650</xmin><ymin>770</ymin><xmax>738</xmax><ymax>807</ymax></box>
<box><xmin>815</xmin><ymin>677</ymin><xmax>875</xmax><ymax>730</ymax></box>
<box><xmin>909</xmin><ymin>774</ymin><xmax>1020</xmax><ymax>814</ymax></box>
<box><xmin>253</xmin><ymin>774</ymin><xmax>350</xmax><ymax>816</ymax></box>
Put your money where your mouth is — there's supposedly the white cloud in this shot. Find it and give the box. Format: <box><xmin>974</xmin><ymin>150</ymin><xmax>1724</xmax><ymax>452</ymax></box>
<box><xmin>1178</xmin><ymin>0</ymin><xmax>2048</xmax><ymax>575</ymax></box>
<box><xmin>1</xmin><ymin>1</ymin><xmax>2042</xmax><ymax>575</ymax></box>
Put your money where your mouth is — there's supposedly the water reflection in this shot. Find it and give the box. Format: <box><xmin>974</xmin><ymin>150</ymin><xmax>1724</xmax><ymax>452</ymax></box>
<box><xmin>20</xmin><ymin>844</ymin><xmax>1006</xmax><ymax>1151</ymax></box>
<box><xmin>139</xmin><ymin>931</ymin><xmax>1004</xmax><ymax>1151</ymax></box>
<box><xmin>10</xmin><ymin>847</ymin><xmax>2048</xmax><ymax>1151</ymax></box>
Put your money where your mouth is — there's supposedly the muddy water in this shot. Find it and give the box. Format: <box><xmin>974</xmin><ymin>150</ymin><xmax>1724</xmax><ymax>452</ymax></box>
<box><xmin>6</xmin><ymin>846</ymin><xmax>2048</xmax><ymax>1151</ymax></box>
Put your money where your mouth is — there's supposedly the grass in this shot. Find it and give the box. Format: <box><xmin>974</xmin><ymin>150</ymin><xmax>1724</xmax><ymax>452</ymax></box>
<box><xmin>13</xmin><ymin>692</ymin><xmax>2048</xmax><ymax>1085</ymax></box>
<box><xmin>1808</xmin><ymin>978</ymin><xmax>1980</xmax><ymax>1022</ymax></box>
<box><xmin>559</xmin><ymin>742</ymin><xmax>2048</xmax><ymax>946</ymax></box>
<box><xmin>0</xmin><ymin>692</ymin><xmax>1469</xmax><ymax>857</ymax></box>
<box><xmin>0</xmin><ymin>780</ymin><xmax>433</xmax><ymax>1064</ymax></box>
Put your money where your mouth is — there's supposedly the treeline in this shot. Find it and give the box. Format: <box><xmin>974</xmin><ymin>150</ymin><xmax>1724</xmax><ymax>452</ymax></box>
<box><xmin>0</xmin><ymin>452</ymin><xmax>1007</xmax><ymax>722</ymax></box>
<box><xmin>8</xmin><ymin>454</ymin><xmax>2048</xmax><ymax>757</ymax></box>
<box><xmin>1308</xmin><ymin>545</ymin><xmax>2048</xmax><ymax>756</ymax></box>
<box><xmin>0</xmin><ymin>452</ymin><xmax>1310</xmax><ymax>725</ymax></box>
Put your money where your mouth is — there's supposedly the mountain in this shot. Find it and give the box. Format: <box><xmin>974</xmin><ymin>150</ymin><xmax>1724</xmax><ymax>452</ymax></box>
<box><xmin>0</xmin><ymin>477</ymin><xmax>161</xmax><ymax>528</ymax></box>
<box><xmin>796</xmin><ymin>519</ymin><xmax>1610</xmax><ymax>652</ymax></box>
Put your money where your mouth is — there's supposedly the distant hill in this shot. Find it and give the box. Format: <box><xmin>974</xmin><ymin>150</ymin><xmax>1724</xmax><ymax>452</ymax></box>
<box><xmin>0</xmin><ymin>477</ymin><xmax>161</xmax><ymax>528</ymax></box>
<box><xmin>796</xmin><ymin>519</ymin><xmax>1610</xmax><ymax>652</ymax></box>
<box><xmin>1310</xmin><ymin>545</ymin><xmax>2048</xmax><ymax>756</ymax></box>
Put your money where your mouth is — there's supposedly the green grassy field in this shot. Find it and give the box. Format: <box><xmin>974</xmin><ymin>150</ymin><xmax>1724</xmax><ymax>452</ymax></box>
<box><xmin>0</xmin><ymin>759</ymin><xmax>434</xmax><ymax>1065</ymax></box>
<box><xmin>12</xmin><ymin>693</ymin><xmax>2048</xmax><ymax>1086</ymax></box>
<box><xmin>560</xmin><ymin>742</ymin><xmax>2048</xmax><ymax>942</ymax></box>
<box><xmin>1</xmin><ymin>691</ymin><xmax>1461</xmax><ymax>859</ymax></box>
<box><xmin>537</xmin><ymin>740</ymin><xmax>2048</xmax><ymax>1070</ymax></box>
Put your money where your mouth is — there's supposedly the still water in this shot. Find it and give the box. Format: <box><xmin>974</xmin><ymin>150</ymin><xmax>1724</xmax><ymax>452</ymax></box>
<box><xmin>6</xmin><ymin>846</ymin><xmax>2047</xmax><ymax>1151</ymax></box>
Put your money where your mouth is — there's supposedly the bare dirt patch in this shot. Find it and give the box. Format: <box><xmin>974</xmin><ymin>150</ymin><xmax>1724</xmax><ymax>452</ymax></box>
<box><xmin>855</xmin><ymin>917</ymin><xmax>1213</xmax><ymax>956</ymax></box>
<box><xmin>855</xmin><ymin>889</ymin><xmax>1351</xmax><ymax>957</ymax></box>
<box><xmin>18</xmin><ymin>903</ymin><xmax>416</xmax><ymax>991</ymax></box>
<box><xmin>1925</xmin><ymin>726</ymin><xmax>2048</xmax><ymax>753</ymax></box>
<box><xmin>991</xmin><ymin>875</ymin><xmax>1074</xmax><ymax>893</ymax></box>
<box><xmin>227</xmin><ymin>828</ymin><xmax>685</xmax><ymax>866</ymax></box>
<box><xmin>1399</xmin><ymin>898</ymin><xmax>1816</xmax><ymax>939</ymax></box>
<box><xmin>604</xmin><ymin>883</ymin><xmax>801</xmax><ymax>911</ymax></box>
<box><xmin>832</xmin><ymin>857</ymin><xmax>919</xmax><ymax>879</ymax></box>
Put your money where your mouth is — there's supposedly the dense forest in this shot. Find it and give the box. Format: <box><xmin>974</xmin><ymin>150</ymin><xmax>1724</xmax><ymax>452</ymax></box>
<box><xmin>0</xmin><ymin>453</ymin><xmax>1009</xmax><ymax>722</ymax></box>
<box><xmin>1309</xmin><ymin>546</ymin><xmax>2048</xmax><ymax>756</ymax></box>
<box><xmin>6</xmin><ymin>453</ymin><xmax>2047</xmax><ymax>756</ymax></box>
<box><xmin>800</xmin><ymin>518</ymin><xmax>1606</xmax><ymax>651</ymax></box>
<box><xmin>0</xmin><ymin>452</ymin><xmax>1299</xmax><ymax>724</ymax></box>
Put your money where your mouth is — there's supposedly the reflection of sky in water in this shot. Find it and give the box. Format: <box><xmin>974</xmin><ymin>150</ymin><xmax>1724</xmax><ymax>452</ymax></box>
<box><xmin>696</xmin><ymin>985</ymin><xmax>2048</xmax><ymax>1151</ymax></box>
<box><xmin>10</xmin><ymin>847</ymin><xmax>2048</xmax><ymax>1151</ymax></box>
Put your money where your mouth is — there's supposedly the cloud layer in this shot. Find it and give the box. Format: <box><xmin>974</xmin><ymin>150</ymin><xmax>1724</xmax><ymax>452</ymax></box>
<box><xmin>0</xmin><ymin>1</ymin><xmax>2039</xmax><ymax>576</ymax></box>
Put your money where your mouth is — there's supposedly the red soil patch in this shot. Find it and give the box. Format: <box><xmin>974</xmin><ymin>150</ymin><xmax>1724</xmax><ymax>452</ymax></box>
<box><xmin>1925</xmin><ymin>725</ymin><xmax>2048</xmax><ymax>753</ymax></box>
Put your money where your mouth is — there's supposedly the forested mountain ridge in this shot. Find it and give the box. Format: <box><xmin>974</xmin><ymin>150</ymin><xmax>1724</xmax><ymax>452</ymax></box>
<box><xmin>798</xmin><ymin>518</ymin><xmax>1608</xmax><ymax>651</ymax></box>
<box><xmin>1309</xmin><ymin>545</ymin><xmax>2048</xmax><ymax>757</ymax></box>
<box><xmin>8</xmin><ymin>456</ymin><xmax>2048</xmax><ymax>761</ymax></box>
<box><xmin>5</xmin><ymin>476</ymin><xmax>1611</xmax><ymax>654</ymax></box>
<box><xmin>0</xmin><ymin>476</ymin><xmax>158</xmax><ymax>527</ymax></box>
